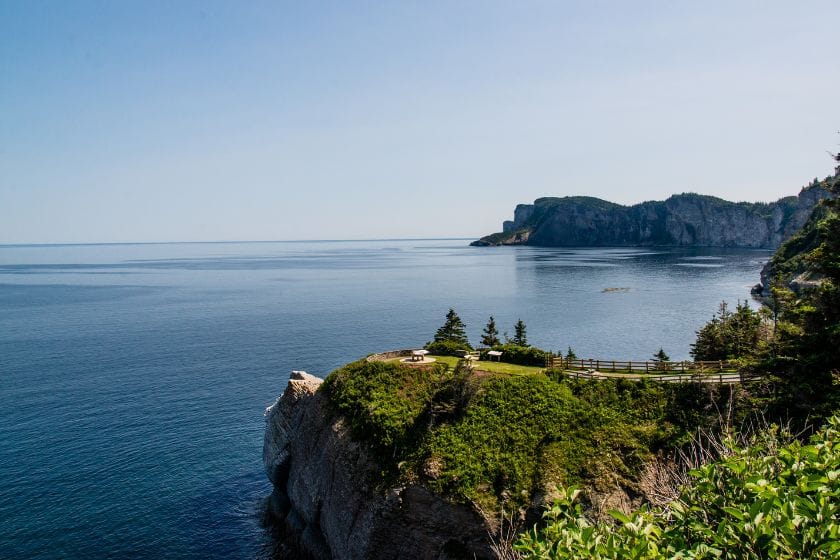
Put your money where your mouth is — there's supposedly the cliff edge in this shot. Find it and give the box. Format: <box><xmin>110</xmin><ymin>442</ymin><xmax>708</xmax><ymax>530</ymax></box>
<box><xmin>263</xmin><ymin>370</ymin><xmax>495</xmax><ymax>560</ymax></box>
<box><xmin>473</xmin><ymin>186</ymin><xmax>830</xmax><ymax>248</ymax></box>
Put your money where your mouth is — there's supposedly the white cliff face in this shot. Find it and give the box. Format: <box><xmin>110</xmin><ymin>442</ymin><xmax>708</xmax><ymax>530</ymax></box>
<box><xmin>263</xmin><ymin>371</ymin><xmax>496</xmax><ymax>560</ymax></box>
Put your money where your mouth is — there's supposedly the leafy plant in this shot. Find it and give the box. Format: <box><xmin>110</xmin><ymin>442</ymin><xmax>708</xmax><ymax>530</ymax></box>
<box><xmin>322</xmin><ymin>360</ymin><xmax>445</xmax><ymax>461</ymax></box>
<box><xmin>515</xmin><ymin>416</ymin><xmax>840</xmax><ymax>559</ymax></box>
<box><xmin>481</xmin><ymin>343</ymin><xmax>551</xmax><ymax>367</ymax></box>
<box><xmin>425</xmin><ymin>339</ymin><xmax>472</xmax><ymax>357</ymax></box>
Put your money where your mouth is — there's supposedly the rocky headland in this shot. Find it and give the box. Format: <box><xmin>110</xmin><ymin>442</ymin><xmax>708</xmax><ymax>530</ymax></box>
<box><xmin>263</xmin><ymin>369</ymin><xmax>496</xmax><ymax>560</ymax></box>
<box><xmin>472</xmin><ymin>186</ymin><xmax>830</xmax><ymax>249</ymax></box>
<box><xmin>262</xmin><ymin>176</ymin><xmax>839</xmax><ymax>559</ymax></box>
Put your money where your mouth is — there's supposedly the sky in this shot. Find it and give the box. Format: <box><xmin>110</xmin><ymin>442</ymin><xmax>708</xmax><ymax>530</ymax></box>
<box><xmin>1</xmin><ymin>1</ymin><xmax>839</xmax><ymax>244</ymax></box>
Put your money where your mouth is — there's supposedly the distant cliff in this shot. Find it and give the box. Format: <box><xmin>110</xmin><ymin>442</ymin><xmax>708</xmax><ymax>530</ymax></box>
<box><xmin>472</xmin><ymin>186</ymin><xmax>830</xmax><ymax>248</ymax></box>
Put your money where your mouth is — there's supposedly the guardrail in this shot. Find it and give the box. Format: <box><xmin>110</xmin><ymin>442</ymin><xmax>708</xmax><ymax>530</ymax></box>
<box><xmin>546</xmin><ymin>356</ymin><xmax>737</xmax><ymax>373</ymax></box>
<box><xmin>560</xmin><ymin>369</ymin><xmax>761</xmax><ymax>384</ymax></box>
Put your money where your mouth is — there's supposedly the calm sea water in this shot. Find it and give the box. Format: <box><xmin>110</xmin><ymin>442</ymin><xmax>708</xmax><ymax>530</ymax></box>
<box><xmin>0</xmin><ymin>240</ymin><xmax>769</xmax><ymax>559</ymax></box>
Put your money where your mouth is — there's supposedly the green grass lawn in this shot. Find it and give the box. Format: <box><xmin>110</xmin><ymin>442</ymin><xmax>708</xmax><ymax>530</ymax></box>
<box><xmin>386</xmin><ymin>354</ymin><xmax>545</xmax><ymax>376</ymax></box>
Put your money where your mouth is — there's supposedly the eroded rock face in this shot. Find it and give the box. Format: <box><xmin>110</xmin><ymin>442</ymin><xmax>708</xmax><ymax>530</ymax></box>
<box><xmin>263</xmin><ymin>372</ymin><xmax>496</xmax><ymax>560</ymax></box>
<box><xmin>473</xmin><ymin>186</ymin><xmax>831</xmax><ymax>248</ymax></box>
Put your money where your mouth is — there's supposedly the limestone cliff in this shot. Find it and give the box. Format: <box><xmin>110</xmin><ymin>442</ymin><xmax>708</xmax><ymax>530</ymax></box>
<box><xmin>263</xmin><ymin>371</ymin><xmax>496</xmax><ymax>560</ymax></box>
<box><xmin>473</xmin><ymin>186</ymin><xmax>830</xmax><ymax>248</ymax></box>
<box><xmin>753</xmin><ymin>194</ymin><xmax>833</xmax><ymax>297</ymax></box>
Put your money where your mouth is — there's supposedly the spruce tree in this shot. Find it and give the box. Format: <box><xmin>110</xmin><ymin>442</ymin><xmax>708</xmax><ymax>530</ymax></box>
<box><xmin>481</xmin><ymin>316</ymin><xmax>500</xmax><ymax>347</ymax></box>
<box><xmin>433</xmin><ymin>308</ymin><xmax>470</xmax><ymax>346</ymax></box>
<box><xmin>652</xmin><ymin>347</ymin><xmax>670</xmax><ymax>362</ymax></box>
<box><xmin>512</xmin><ymin>319</ymin><xmax>528</xmax><ymax>346</ymax></box>
<box><xmin>691</xmin><ymin>300</ymin><xmax>763</xmax><ymax>361</ymax></box>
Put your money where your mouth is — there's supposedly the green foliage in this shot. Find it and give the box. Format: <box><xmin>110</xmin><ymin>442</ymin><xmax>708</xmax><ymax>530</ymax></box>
<box><xmin>481</xmin><ymin>315</ymin><xmax>501</xmax><ymax>347</ymax></box>
<box><xmin>736</xmin><ymin>160</ymin><xmax>840</xmax><ymax>423</ymax></box>
<box><xmin>515</xmin><ymin>416</ymin><xmax>840</xmax><ymax>559</ymax></box>
<box><xmin>691</xmin><ymin>301</ymin><xmax>765</xmax><ymax>361</ymax></box>
<box><xmin>419</xmin><ymin>375</ymin><xmax>697</xmax><ymax>509</ymax></box>
<box><xmin>431</xmin><ymin>308</ymin><xmax>471</xmax><ymax>348</ymax></box>
<box><xmin>652</xmin><ymin>347</ymin><xmax>670</xmax><ymax>362</ymax></box>
<box><xmin>481</xmin><ymin>343</ymin><xmax>551</xmax><ymax>367</ymax></box>
<box><xmin>565</xmin><ymin>346</ymin><xmax>577</xmax><ymax>360</ymax></box>
<box><xmin>768</xmin><ymin>204</ymin><xmax>829</xmax><ymax>283</ymax></box>
<box><xmin>533</xmin><ymin>196</ymin><xmax>623</xmax><ymax>212</ymax></box>
<box><xmin>425</xmin><ymin>339</ymin><xmax>472</xmax><ymax>357</ymax></box>
<box><xmin>321</xmin><ymin>360</ymin><xmax>444</xmax><ymax>460</ymax></box>
<box><xmin>433</xmin><ymin>308</ymin><xmax>470</xmax><ymax>346</ymax></box>
<box><xmin>513</xmin><ymin>319</ymin><xmax>528</xmax><ymax>346</ymax></box>
<box><xmin>476</xmin><ymin>228</ymin><xmax>531</xmax><ymax>246</ymax></box>
<box><xmin>422</xmin><ymin>376</ymin><xmax>577</xmax><ymax>502</ymax></box>
<box><xmin>322</xmin><ymin>359</ymin><xmax>709</xmax><ymax>510</ymax></box>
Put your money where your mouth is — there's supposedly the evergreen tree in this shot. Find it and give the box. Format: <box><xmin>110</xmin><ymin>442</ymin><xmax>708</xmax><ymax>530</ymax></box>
<box><xmin>761</xmin><ymin>149</ymin><xmax>840</xmax><ymax>420</ymax></box>
<box><xmin>512</xmin><ymin>319</ymin><xmax>528</xmax><ymax>346</ymax></box>
<box><xmin>433</xmin><ymin>308</ymin><xmax>470</xmax><ymax>346</ymax></box>
<box><xmin>652</xmin><ymin>348</ymin><xmax>670</xmax><ymax>362</ymax></box>
<box><xmin>481</xmin><ymin>316</ymin><xmax>500</xmax><ymax>347</ymax></box>
<box><xmin>566</xmin><ymin>346</ymin><xmax>577</xmax><ymax>360</ymax></box>
<box><xmin>691</xmin><ymin>300</ymin><xmax>764</xmax><ymax>361</ymax></box>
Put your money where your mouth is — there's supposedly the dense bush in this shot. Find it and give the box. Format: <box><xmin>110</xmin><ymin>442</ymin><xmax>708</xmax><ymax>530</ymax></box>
<box><xmin>321</xmin><ymin>360</ymin><xmax>445</xmax><ymax>460</ymax></box>
<box><xmin>421</xmin><ymin>375</ymin><xmax>579</xmax><ymax>503</ymax></box>
<box><xmin>691</xmin><ymin>301</ymin><xmax>765</xmax><ymax>361</ymax></box>
<box><xmin>515</xmin><ymin>416</ymin><xmax>840</xmax><ymax>559</ymax></box>
<box><xmin>481</xmin><ymin>343</ymin><xmax>552</xmax><ymax>366</ymax></box>
<box><xmin>425</xmin><ymin>339</ymin><xmax>472</xmax><ymax>356</ymax></box>
<box><xmin>323</xmin><ymin>360</ymin><xmax>701</xmax><ymax>510</ymax></box>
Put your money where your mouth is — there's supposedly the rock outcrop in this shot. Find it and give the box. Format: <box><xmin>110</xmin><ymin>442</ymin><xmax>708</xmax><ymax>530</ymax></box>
<box><xmin>473</xmin><ymin>186</ymin><xmax>831</xmax><ymax>248</ymax></box>
<box><xmin>263</xmin><ymin>371</ymin><xmax>496</xmax><ymax>560</ymax></box>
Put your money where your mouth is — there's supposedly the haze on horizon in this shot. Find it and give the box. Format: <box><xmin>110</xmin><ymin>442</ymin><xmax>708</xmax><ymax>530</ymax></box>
<box><xmin>2</xmin><ymin>1</ymin><xmax>839</xmax><ymax>244</ymax></box>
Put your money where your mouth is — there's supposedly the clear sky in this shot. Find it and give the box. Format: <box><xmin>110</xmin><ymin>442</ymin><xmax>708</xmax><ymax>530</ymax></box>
<box><xmin>2</xmin><ymin>1</ymin><xmax>838</xmax><ymax>244</ymax></box>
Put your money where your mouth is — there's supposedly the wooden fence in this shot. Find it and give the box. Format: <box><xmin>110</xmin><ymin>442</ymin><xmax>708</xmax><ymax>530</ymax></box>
<box><xmin>560</xmin><ymin>369</ymin><xmax>761</xmax><ymax>384</ymax></box>
<box><xmin>546</xmin><ymin>356</ymin><xmax>738</xmax><ymax>373</ymax></box>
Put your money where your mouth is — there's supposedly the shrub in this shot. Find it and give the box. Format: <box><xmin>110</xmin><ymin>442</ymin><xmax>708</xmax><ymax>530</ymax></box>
<box><xmin>515</xmin><ymin>415</ymin><xmax>840</xmax><ymax>559</ymax></box>
<box><xmin>422</xmin><ymin>375</ymin><xmax>578</xmax><ymax>503</ymax></box>
<box><xmin>481</xmin><ymin>343</ymin><xmax>551</xmax><ymax>366</ymax></box>
<box><xmin>322</xmin><ymin>359</ymin><xmax>446</xmax><ymax>460</ymax></box>
<box><xmin>425</xmin><ymin>339</ymin><xmax>473</xmax><ymax>357</ymax></box>
<box><xmin>323</xmin><ymin>360</ymin><xmax>684</xmax><ymax>510</ymax></box>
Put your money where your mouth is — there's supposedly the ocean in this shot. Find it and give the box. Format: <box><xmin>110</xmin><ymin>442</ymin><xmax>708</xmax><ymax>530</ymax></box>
<box><xmin>0</xmin><ymin>239</ymin><xmax>770</xmax><ymax>559</ymax></box>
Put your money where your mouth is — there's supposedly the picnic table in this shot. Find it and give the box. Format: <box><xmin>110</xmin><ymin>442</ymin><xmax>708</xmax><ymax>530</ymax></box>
<box><xmin>410</xmin><ymin>349</ymin><xmax>430</xmax><ymax>362</ymax></box>
<box><xmin>487</xmin><ymin>350</ymin><xmax>503</xmax><ymax>361</ymax></box>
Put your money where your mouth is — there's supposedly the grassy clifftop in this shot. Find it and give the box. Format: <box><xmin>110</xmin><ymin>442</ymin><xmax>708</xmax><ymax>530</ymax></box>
<box><xmin>321</xmin><ymin>359</ymin><xmax>736</xmax><ymax>513</ymax></box>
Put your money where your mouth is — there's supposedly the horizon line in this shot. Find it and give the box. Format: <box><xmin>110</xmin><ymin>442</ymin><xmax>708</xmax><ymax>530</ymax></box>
<box><xmin>0</xmin><ymin>236</ymin><xmax>479</xmax><ymax>248</ymax></box>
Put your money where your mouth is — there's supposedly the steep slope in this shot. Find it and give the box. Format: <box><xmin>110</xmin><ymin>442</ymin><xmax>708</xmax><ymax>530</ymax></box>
<box><xmin>263</xmin><ymin>370</ymin><xmax>495</xmax><ymax>560</ymax></box>
<box><xmin>473</xmin><ymin>186</ymin><xmax>829</xmax><ymax>248</ymax></box>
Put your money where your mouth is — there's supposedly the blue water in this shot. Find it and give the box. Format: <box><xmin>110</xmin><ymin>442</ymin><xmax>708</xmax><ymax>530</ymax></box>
<box><xmin>0</xmin><ymin>240</ymin><xmax>770</xmax><ymax>559</ymax></box>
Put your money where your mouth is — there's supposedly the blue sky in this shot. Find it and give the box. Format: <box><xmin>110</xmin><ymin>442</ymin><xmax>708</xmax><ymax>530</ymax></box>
<box><xmin>2</xmin><ymin>1</ymin><xmax>838</xmax><ymax>243</ymax></box>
